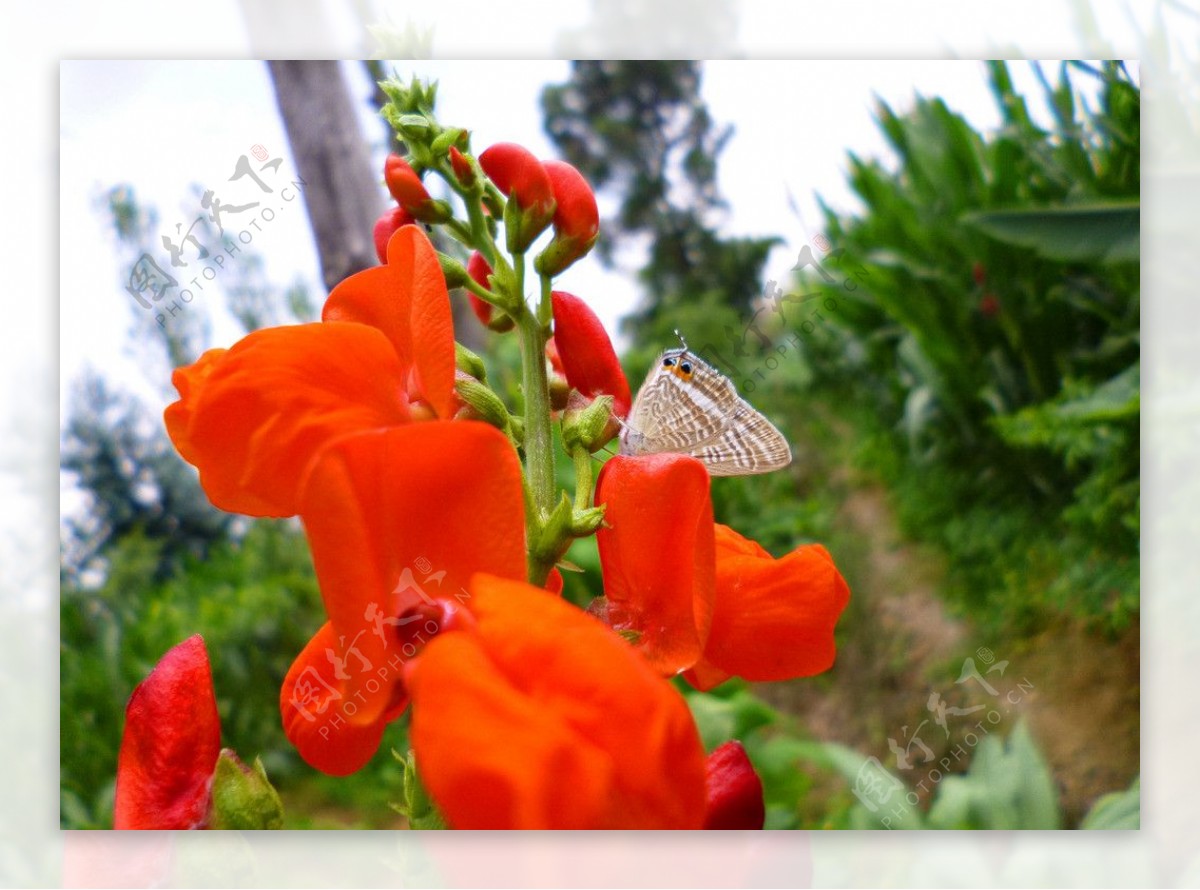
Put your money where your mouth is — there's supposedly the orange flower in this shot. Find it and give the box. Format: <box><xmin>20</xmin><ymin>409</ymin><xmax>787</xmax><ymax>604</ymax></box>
<box><xmin>280</xmin><ymin>422</ymin><xmax>527</xmax><ymax>775</ymax></box>
<box><xmin>685</xmin><ymin>524</ymin><xmax>850</xmax><ymax>691</ymax></box>
<box><xmin>405</xmin><ymin>575</ymin><xmax>707</xmax><ymax>828</ymax></box>
<box><xmin>165</xmin><ymin>226</ymin><xmax>456</xmax><ymax>517</ymax></box>
<box><xmin>594</xmin><ymin>454</ymin><xmax>714</xmax><ymax>675</ymax></box>
<box><xmin>595</xmin><ymin>453</ymin><xmax>850</xmax><ymax>689</ymax></box>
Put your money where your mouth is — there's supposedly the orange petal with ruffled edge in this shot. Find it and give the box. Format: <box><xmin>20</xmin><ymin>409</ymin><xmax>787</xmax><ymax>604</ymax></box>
<box><xmin>296</xmin><ymin>422</ymin><xmax>526</xmax><ymax>731</ymax></box>
<box><xmin>684</xmin><ymin>524</ymin><xmax>850</xmax><ymax>691</ymax></box>
<box><xmin>114</xmin><ymin>635</ymin><xmax>220</xmax><ymax>829</ymax></box>
<box><xmin>406</xmin><ymin>575</ymin><xmax>707</xmax><ymax>828</ymax></box>
<box><xmin>280</xmin><ymin>622</ymin><xmax>409</xmax><ymax>776</ymax></box>
<box><xmin>595</xmin><ymin>454</ymin><xmax>715</xmax><ymax>675</ymax></box>
<box><xmin>164</xmin><ymin>322</ymin><xmax>411</xmax><ymax>518</ymax></box>
<box><xmin>323</xmin><ymin>226</ymin><xmax>456</xmax><ymax>419</ymax></box>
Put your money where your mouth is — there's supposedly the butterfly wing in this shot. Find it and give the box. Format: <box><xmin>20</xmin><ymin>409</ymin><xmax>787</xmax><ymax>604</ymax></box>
<box><xmin>621</xmin><ymin>351</ymin><xmax>792</xmax><ymax>476</ymax></box>
<box><xmin>681</xmin><ymin>395</ymin><xmax>792</xmax><ymax>476</ymax></box>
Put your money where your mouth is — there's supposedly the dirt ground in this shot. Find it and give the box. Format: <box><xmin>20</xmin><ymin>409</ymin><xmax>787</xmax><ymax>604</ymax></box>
<box><xmin>756</xmin><ymin>481</ymin><xmax>1140</xmax><ymax>826</ymax></box>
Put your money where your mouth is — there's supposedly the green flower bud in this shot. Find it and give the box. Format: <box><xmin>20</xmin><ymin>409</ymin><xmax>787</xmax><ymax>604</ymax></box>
<box><xmin>209</xmin><ymin>749</ymin><xmax>284</xmax><ymax>830</ymax></box>
<box><xmin>454</xmin><ymin>342</ymin><xmax>487</xmax><ymax>382</ymax></box>
<box><xmin>438</xmin><ymin>252</ymin><xmax>470</xmax><ymax>289</ymax></box>
<box><xmin>454</xmin><ymin>376</ymin><xmax>511</xmax><ymax>433</ymax></box>
<box><xmin>562</xmin><ymin>393</ymin><xmax>616</xmax><ymax>453</ymax></box>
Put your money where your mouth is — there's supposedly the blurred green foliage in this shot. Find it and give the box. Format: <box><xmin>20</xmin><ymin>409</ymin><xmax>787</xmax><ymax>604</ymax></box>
<box><xmin>775</xmin><ymin>61</ymin><xmax>1138</xmax><ymax>632</ymax></box>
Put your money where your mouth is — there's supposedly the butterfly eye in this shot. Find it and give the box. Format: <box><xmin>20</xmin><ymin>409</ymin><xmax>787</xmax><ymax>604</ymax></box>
<box><xmin>663</xmin><ymin>357</ymin><xmax>676</xmax><ymax>368</ymax></box>
<box><xmin>680</xmin><ymin>361</ymin><xmax>693</xmax><ymax>374</ymax></box>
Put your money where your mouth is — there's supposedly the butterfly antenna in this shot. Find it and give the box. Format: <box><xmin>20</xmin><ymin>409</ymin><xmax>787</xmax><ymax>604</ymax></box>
<box><xmin>674</xmin><ymin>328</ymin><xmax>689</xmax><ymax>351</ymax></box>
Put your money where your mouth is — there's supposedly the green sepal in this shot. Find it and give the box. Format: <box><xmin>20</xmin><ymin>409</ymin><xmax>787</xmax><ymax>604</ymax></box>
<box><xmin>437</xmin><ymin>252</ymin><xmax>470</xmax><ymax>289</ymax></box>
<box><xmin>454</xmin><ymin>377</ymin><xmax>511</xmax><ymax>433</ymax></box>
<box><xmin>395</xmin><ymin>749</ymin><xmax>447</xmax><ymax>830</ymax></box>
<box><xmin>562</xmin><ymin>394</ymin><xmax>615</xmax><ymax>453</ymax></box>
<box><xmin>454</xmin><ymin>342</ymin><xmax>487</xmax><ymax>381</ymax></box>
<box><xmin>208</xmin><ymin>749</ymin><xmax>284</xmax><ymax>830</ymax></box>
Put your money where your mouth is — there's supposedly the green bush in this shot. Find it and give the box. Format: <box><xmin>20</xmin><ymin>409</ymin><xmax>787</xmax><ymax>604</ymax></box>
<box><xmin>776</xmin><ymin>61</ymin><xmax>1140</xmax><ymax>629</ymax></box>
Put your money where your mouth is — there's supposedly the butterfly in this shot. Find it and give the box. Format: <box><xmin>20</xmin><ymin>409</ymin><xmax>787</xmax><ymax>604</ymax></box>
<box><xmin>618</xmin><ymin>332</ymin><xmax>792</xmax><ymax>476</ymax></box>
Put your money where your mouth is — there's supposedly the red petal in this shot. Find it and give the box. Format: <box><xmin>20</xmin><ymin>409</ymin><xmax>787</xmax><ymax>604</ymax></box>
<box><xmin>114</xmin><ymin>636</ymin><xmax>220</xmax><ymax>829</ymax></box>
<box><xmin>406</xmin><ymin>575</ymin><xmax>707</xmax><ymax>828</ymax></box>
<box><xmin>448</xmin><ymin>146</ymin><xmax>476</xmax><ymax>187</ymax></box>
<box><xmin>374</xmin><ymin>206</ymin><xmax>415</xmax><ymax>264</ymax></box>
<box><xmin>297</xmin><ymin>423</ymin><xmax>526</xmax><ymax>729</ymax></box>
<box><xmin>550</xmin><ymin>291</ymin><xmax>632</xmax><ymax>418</ymax></box>
<box><xmin>164</xmin><ymin>323</ymin><xmax>411</xmax><ymax>517</ymax></box>
<box><xmin>595</xmin><ymin>454</ymin><xmax>715</xmax><ymax>675</ymax></box>
<box><xmin>466</xmin><ymin>251</ymin><xmax>493</xmax><ymax>325</ymax></box>
<box><xmin>384</xmin><ymin>154</ymin><xmax>432</xmax><ymax>213</ymax></box>
<box><xmin>544</xmin><ymin>160</ymin><xmax>599</xmax><ymax>242</ymax></box>
<box><xmin>280</xmin><ymin>622</ymin><xmax>402</xmax><ymax>776</ymax></box>
<box><xmin>324</xmin><ymin>225</ymin><xmax>457</xmax><ymax>420</ymax></box>
<box><xmin>479</xmin><ymin>142</ymin><xmax>554</xmax><ymax>214</ymax></box>
<box><xmin>703</xmin><ymin>741</ymin><xmax>765</xmax><ymax>830</ymax></box>
<box><xmin>685</xmin><ymin>524</ymin><xmax>851</xmax><ymax>690</ymax></box>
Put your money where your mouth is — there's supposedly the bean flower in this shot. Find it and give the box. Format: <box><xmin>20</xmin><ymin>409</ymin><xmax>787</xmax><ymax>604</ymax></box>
<box><xmin>148</xmin><ymin>83</ymin><xmax>850</xmax><ymax>830</ymax></box>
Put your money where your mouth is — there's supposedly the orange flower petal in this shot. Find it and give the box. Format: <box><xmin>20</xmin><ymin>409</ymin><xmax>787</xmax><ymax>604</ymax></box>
<box><xmin>280</xmin><ymin>622</ymin><xmax>402</xmax><ymax>776</ymax></box>
<box><xmin>114</xmin><ymin>636</ymin><xmax>220</xmax><ymax>829</ymax></box>
<box><xmin>595</xmin><ymin>454</ymin><xmax>715</xmax><ymax>675</ymax></box>
<box><xmin>297</xmin><ymin>422</ymin><xmax>526</xmax><ymax>728</ymax></box>
<box><xmin>323</xmin><ymin>226</ymin><xmax>456</xmax><ymax>419</ymax></box>
<box><xmin>685</xmin><ymin>524</ymin><xmax>851</xmax><ymax>691</ymax></box>
<box><xmin>406</xmin><ymin>575</ymin><xmax>707</xmax><ymax>828</ymax></box>
<box><xmin>164</xmin><ymin>322</ymin><xmax>411</xmax><ymax>517</ymax></box>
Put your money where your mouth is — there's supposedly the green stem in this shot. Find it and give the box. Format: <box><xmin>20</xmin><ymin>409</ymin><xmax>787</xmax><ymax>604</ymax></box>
<box><xmin>515</xmin><ymin>256</ymin><xmax>556</xmax><ymax>586</ymax></box>
<box><xmin>538</xmin><ymin>273</ymin><xmax>554</xmax><ymax>327</ymax></box>
<box><xmin>571</xmin><ymin>445</ymin><xmax>593</xmax><ymax>511</ymax></box>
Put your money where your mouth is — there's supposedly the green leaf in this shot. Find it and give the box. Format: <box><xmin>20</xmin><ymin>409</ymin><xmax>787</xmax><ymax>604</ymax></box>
<box><xmin>925</xmin><ymin>719</ymin><xmax>1061</xmax><ymax>829</ymax></box>
<box><xmin>1080</xmin><ymin>777</ymin><xmax>1140</xmax><ymax>829</ymax></box>
<box><xmin>685</xmin><ymin>686</ymin><xmax>777</xmax><ymax>751</ymax></box>
<box><xmin>961</xmin><ymin>204</ymin><xmax>1139</xmax><ymax>264</ymax></box>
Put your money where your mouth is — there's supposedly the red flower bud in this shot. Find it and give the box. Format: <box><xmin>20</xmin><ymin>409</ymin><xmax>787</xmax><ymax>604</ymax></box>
<box><xmin>479</xmin><ymin>142</ymin><xmax>555</xmax><ymax>252</ymax></box>
<box><xmin>448</xmin><ymin>146</ymin><xmax>476</xmax><ymax>188</ymax></box>
<box><xmin>550</xmin><ymin>291</ymin><xmax>632</xmax><ymax>419</ymax></box>
<box><xmin>114</xmin><ymin>635</ymin><xmax>221</xmax><ymax>829</ymax></box>
<box><xmin>972</xmin><ymin>261</ymin><xmax>987</xmax><ymax>286</ymax></box>
<box><xmin>385</xmin><ymin>154</ymin><xmax>450</xmax><ymax>223</ymax></box>
<box><xmin>385</xmin><ymin>154</ymin><xmax>431</xmax><ymax>210</ymax></box>
<box><xmin>466</xmin><ymin>251</ymin><xmax>494</xmax><ymax>326</ymax></box>
<box><xmin>535</xmin><ymin>160</ymin><xmax>600</xmax><ymax>276</ymax></box>
<box><xmin>373</xmin><ymin>206</ymin><xmax>416</xmax><ymax>264</ymax></box>
<box><xmin>702</xmin><ymin>741</ymin><xmax>765</xmax><ymax>830</ymax></box>
<box><xmin>980</xmin><ymin>293</ymin><xmax>1000</xmax><ymax>317</ymax></box>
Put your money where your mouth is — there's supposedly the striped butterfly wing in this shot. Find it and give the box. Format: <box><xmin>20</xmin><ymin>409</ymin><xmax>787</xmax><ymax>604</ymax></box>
<box><xmin>621</xmin><ymin>350</ymin><xmax>792</xmax><ymax>476</ymax></box>
<box><xmin>683</xmin><ymin>392</ymin><xmax>792</xmax><ymax>476</ymax></box>
<box><xmin>624</xmin><ymin>356</ymin><xmax>730</xmax><ymax>453</ymax></box>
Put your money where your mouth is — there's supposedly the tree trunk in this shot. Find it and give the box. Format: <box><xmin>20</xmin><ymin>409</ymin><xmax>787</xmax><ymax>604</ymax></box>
<box><xmin>267</xmin><ymin>60</ymin><xmax>383</xmax><ymax>293</ymax></box>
